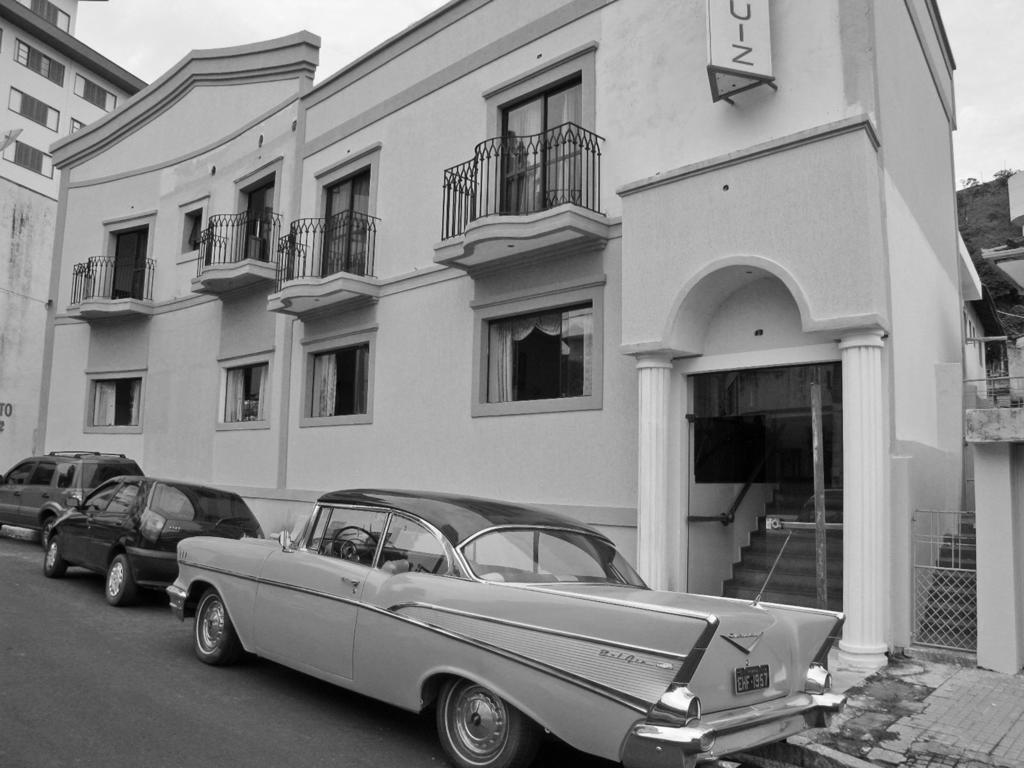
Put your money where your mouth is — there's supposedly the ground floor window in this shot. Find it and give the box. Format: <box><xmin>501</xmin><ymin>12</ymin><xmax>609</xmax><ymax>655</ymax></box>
<box><xmin>486</xmin><ymin>303</ymin><xmax>592</xmax><ymax>402</ymax></box>
<box><xmin>224</xmin><ymin>363</ymin><xmax>267</xmax><ymax>422</ymax></box>
<box><xmin>91</xmin><ymin>377</ymin><xmax>141</xmax><ymax>427</ymax></box>
<box><xmin>310</xmin><ymin>343</ymin><xmax>369</xmax><ymax>417</ymax></box>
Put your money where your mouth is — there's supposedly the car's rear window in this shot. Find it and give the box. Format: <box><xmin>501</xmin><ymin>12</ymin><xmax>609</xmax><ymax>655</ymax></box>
<box><xmin>81</xmin><ymin>461</ymin><xmax>142</xmax><ymax>489</ymax></box>
<box><xmin>150</xmin><ymin>483</ymin><xmax>259</xmax><ymax>531</ymax></box>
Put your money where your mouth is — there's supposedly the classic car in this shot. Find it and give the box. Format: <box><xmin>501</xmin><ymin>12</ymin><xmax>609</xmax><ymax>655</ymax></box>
<box><xmin>44</xmin><ymin>476</ymin><xmax>263</xmax><ymax>606</ymax></box>
<box><xmin>167</xmin><ymin>489</ymin><xmax>845</xmax><ymax>768</ymax></box>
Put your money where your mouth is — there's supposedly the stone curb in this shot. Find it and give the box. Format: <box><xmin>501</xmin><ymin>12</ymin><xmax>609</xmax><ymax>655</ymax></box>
<box><xmin>744</xmin><ymin>735</ymin><xmax>877</xmax><ymax>768</ymax></box>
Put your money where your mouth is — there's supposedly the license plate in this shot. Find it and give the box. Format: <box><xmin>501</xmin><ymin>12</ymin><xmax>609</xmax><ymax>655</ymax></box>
<box><xmin>734</xmin><ymin>664</ymin><xmax>770</xmax><ymax>694</ymax></box>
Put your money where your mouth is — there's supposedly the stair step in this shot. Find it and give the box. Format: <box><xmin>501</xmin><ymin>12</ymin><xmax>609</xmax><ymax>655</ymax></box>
<box><xmin>739</xmin><ymin>551</ymin><xmax>844</xmax><ymax>574</ymax></box>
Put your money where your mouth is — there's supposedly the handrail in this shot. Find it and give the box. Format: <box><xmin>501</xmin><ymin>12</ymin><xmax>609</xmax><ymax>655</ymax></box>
<box><xmin>440</xmin><ymin>122</ymin><xmax>604</xmax><ymax>240</ymax></box>
<box><xmin>689</xmin><ymin>455</ymin><xmax>767</xmax><ymax>526</ymax></box>
<box><xmin>276</xmin><ymin>210</ymin><xmax>379</xmax><ymax>291</ymax></box>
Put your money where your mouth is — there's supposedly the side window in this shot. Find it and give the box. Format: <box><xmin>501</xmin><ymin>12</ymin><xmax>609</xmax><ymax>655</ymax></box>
<box><xmin>104</xmin><ymin>483</ymin><xmax>141</xmax><ymax>516</ymax></box>
<box><xmin>4</xmin><ymin>462</ymin><xmax>36</xmax><ymax>485</ymax></box>
<box><xmin>379</xmin><ymin>516</ymin><xmax>448</xmax><ymax>575</ymax></box>
<box><xmin>55</xmin><ymin>462</ymin><xmax>76</xmax><ymax>489</ymax></box>
<box><xmin>310</xmin><ymin>506</ymin><xmax>387</xmax><ymax>565</ymax></box>
<box><xmin>83</xmin><ymin>482</ymin><xmax>122</xmax><ymax>512</ymax></box>
<box><xmin>149</xmin><ymin>483</ymin><xmax>197</xmax><ymax>521</ymax></box>
<box><xmin>28</xmin><ymin>461</ymin><xmax>57</xmax><ymax>486</ymax></box>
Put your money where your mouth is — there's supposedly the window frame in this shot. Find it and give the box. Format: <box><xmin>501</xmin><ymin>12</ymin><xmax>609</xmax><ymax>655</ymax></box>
<box><xmin>73</xmin><ymin>73</ymin><xmax>117</xmax><ymax>112</ymax></box>
<box><xmin>84</xmin><ymin>372</ymin><xmax>145</xmax><ymax>434</ymax></box>
<box><xmin>472</xmin><ymin>281</ymin><xmax>604</xmax><ymax>417</ymax></box>
<box><xmin>217</xmin><ymin>353</ymin><xmax>271</xmax><ymax>431</ymax></box>
<box><xmin>300</xmin><ymin>328</ymin><xmax>376</xmax><ymax>427</ymax></box>
<box><xmin>70</xmin><ymin>117</ymin><xmax>85</xmax><ymax>133</ymax></box>
<box><xmin>3</xmin><ymin>139</ymin><xmax>53</xmax><ymax>177</ymax></box>
<box><xmin>14</xmin><ymin>38</ymin><xmax>65</xmax><ymax>86</ymax></box>
<box><xmin>9</xmin><ymin>87</ymin><xmax>60</xmax><ymax>131</ymax></box>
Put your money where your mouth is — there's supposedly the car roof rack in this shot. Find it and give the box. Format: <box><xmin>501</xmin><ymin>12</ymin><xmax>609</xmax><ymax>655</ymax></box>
<box><xmin>47</xmin><ymin>451</ymin><xmax>127</xmax><ymax>459</ymax></box>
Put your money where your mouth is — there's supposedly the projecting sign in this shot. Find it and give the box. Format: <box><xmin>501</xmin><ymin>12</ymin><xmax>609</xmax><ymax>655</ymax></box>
<box><xmin>707</xmin><ymin>0</ymin><xmax>775</xmax><ymax>102</ymax></box>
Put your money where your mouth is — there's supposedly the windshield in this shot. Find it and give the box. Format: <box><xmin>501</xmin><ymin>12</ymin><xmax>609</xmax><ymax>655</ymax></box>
<box><xmin>460</xmin><ymin>527</ymin><xmax>645</xmax><ymax>586</ymax></box>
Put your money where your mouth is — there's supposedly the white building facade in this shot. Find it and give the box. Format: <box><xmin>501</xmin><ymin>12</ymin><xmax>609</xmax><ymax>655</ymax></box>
<box><xmin>41</xmin><ymin>0</ymin><xmax>963</xmax><ymax>672</ymax></box>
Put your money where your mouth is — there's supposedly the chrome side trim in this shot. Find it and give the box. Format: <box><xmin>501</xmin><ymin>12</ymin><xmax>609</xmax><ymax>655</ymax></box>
<box><xmin>388</xmin><ymin>600</ymin><xmax>689</xmax><ymax>663</ymax></box>
<box><xmin>515</xmin><ymin>583</ymin><xmax>720</xmax><ymax>622</ymax></box>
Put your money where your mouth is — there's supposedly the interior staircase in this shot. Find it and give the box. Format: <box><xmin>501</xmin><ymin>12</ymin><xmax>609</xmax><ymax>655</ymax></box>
<box><xmin>722</xmin><ymin>483</ymin><xmax>844</xmax><ymax>612</ymax></box>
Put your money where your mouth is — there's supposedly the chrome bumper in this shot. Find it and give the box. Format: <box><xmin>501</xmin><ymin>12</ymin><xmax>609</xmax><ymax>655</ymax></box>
<box><xmin>620</xmin><ymin>691</ymin><xmax>845</xmax><ymax>768</ymax></box>
<box><xmin>166</xmin><ymin>584</ymin><xmax>187</xmax><ymax>621</ymax></box>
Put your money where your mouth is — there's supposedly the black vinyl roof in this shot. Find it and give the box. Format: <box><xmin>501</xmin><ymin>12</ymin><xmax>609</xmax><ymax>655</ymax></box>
<box><xmin>315</xmin><ymin>489</ymin><xmax>601</xmax><ymax>545</ymax></box>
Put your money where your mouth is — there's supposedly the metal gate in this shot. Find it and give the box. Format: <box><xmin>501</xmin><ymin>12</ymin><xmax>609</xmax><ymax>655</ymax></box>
<box><xmin>912</xmin><ymin>510</ymin><xmax>977</xmax><ymax>651</ymax></box>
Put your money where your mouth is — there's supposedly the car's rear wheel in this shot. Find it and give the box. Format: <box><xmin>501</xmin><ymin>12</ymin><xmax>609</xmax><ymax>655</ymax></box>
<box><xmin>105</xmin><ymin>553</ymin><xmax>138</xmax><ymax>606</ymax></box>
<box><xmin>194</xmin><ymin>588</ymin><xmax>242</xmax><ymax>666</ymax></box>
<box><xmin>43</xmin><ymin>535</ymin><xmax>67</xmax><ymax>578</ymax></box>
<box><xmin>436</xmin><ymin>678</ymin><xmax>540</xmax><ymax>768</ymax></box>
<box><xmin>40</xmin><ymin>515</ymin><xmax>56</xmax><ymax>549</ymax></box>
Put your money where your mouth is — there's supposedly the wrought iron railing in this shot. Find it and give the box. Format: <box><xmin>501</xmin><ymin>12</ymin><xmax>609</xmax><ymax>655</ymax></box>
<box><xmin>276</xmin><ymin>211</ymin><xmax>378</xmax><ymax>291</ymax></box>
<box><xmin>198</xmin><ymin>210</ymin><xmax>282</xmax><ymax>275</ymax></box>
<box><xmin>963</xmin><ymin>376</ymin><xmax>1024</xmax><ymax>409</ymax></box>
<box><xmin>70</xmin><ymin>256</ymin><xmax>154</xmax><ymax>304</ymax></box>
<box><xmin>441</xmin><ymin>122</ymin><xmax>603</xmax><ymax>240</ymax></box>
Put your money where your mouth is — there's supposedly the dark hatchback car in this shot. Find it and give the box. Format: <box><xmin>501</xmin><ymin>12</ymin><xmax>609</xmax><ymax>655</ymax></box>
<box><xmin>43</xmin><ymin>476</ymin><xmax>263</xmax><ymax>606</ymax></box>
<box><xmin>0</xmin><ymin>451</ymin><xmax>143</xmax><ymax>546</ymax></box>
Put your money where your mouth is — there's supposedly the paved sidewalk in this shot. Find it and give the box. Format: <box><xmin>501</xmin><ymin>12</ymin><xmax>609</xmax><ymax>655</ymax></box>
<box><xmin>747</xmin><ymin>652</ymin><xmax>1024</xmax><ymax>768</ymax></box>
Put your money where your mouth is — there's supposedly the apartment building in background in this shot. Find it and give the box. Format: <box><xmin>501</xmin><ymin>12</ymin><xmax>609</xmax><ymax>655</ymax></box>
<box><xmin>40</xmin><ymin>0</ymin><xmax>966</xmax><ymax>673</ymax></box>
<box><xmin>0</xmin><ymin>0</ymin><xmax>143</xmax><ymax>467</ymax></box>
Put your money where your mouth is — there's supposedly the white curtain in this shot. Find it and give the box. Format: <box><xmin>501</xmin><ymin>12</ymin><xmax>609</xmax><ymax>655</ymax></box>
<box><xmin>252</xmin><ymin>364</ymin><xmax>267</xmax><ymax>421</ymax></box>
<box><xmin>225</xmin><ymin>368</ymin><xmax>245</xmax><ymax>422</ymax></box>
<box><xmin>487</xmin><ymin>312</ymin><xmax>562</xmax><ymax>402</ymax></box>
<box><xmin>562</xmin><ymin>307</ymin><xmax>593</xmax><ymax>396</ymax></box>
<box><xmin>312</xmin><ymin>353</ymin><xmax>338</xmax><ymax>417</ymax></box>
<box><xmin>126</xmin><ymin>379</ymin><xmax>140</xmax><ymax>425</ymax></box>
<box><xmin>93</xmin><ymin>381</ymin><xmax>116</xmax><ymax>426</ymax></box>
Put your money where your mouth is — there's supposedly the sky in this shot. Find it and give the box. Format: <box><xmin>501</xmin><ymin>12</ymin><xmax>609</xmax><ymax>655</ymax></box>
<box><xmin>74</xmin><ymin>0</ymin><xmax>1023</xmax><ymax>188</ymax></box>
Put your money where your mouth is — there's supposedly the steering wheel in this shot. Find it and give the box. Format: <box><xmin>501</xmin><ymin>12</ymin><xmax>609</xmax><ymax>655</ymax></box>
<box><xmin>330</xmin><ymin>526</ymin><xmax>375</xmax><ymax>562</ymax></box>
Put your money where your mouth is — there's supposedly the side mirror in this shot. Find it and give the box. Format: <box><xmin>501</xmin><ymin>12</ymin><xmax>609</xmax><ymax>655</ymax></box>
<box><xmin>278</xmin><ymin>530</ymin><xmax>293</xmax><ymax>551</ymax></box>
<box><xmin>65</xmin><ymin>491</ymin><xmax>84</xmax><ymax>509</ymax></box>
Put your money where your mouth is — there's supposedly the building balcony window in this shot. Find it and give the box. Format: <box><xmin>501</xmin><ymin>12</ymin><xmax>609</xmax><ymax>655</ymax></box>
<box><xmin>435</xmin><ymin>123</ymin><xmax>610</xmax><ymax>272</ymax></box>
<box><xmin>964</xmin><ymin>376</ymin><xmax>1024</xmax><ymax>442</ymax></box>
<box><xmin>68</xmin><ymin>256</ymin><xmax>154</xmax><ymax>319</ymax></box>
<box><xmin>267</xmin><ymin>211</ymin><xmax>380</xmax><ymax>316</ymax></box>
<box><xmin>191</xmin><ymin>210</ymin><xmax>282</xmax><ymax>294</ymax></box>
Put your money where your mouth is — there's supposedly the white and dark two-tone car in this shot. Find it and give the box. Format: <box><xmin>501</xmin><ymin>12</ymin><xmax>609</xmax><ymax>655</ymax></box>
<box><xmin>167</xmin><ymin>489</ymin><xmax>845</xmax><ymax>768</ymax></box>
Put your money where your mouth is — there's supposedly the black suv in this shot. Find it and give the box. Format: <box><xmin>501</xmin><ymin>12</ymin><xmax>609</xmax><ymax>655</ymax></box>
<box><xmin>0</xmin><ymin>452</ymin><xmax>143</xmax><ymax>545</ymax></box>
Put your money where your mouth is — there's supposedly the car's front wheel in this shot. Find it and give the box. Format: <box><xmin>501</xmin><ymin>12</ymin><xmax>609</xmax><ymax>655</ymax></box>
<box><xmin>194</xmin><ymin>588</ymin><xmax>243</xmax><ymax>666</ymax></box>
<box><xmin>43</xmin><ymin>535</ymin><xmax>67</xmax><ymax>578</ymax></box>
<box><xmin>105</xmin><ymin>553</ymin><xmax>139</xmax><ymax>606</ymax></box>
<box><xmin>436</xmin><ymin>678</ymin><xmax>540</xmax><ymax>768</ymax></box>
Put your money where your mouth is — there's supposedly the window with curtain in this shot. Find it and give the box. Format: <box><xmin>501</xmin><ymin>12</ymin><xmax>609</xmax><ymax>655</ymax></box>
<box><xmin>310</xmin><ymin>343</ymin><xmax>369</xmax><ymax>417</ymax></box>
<box><xmin>323</xmin><ymin>170</ymin><xmax>371</xmax><ymax>277</ymax></box>
<box><xmin>224</xmin><ymin>363</ymin><xmax>268</xmax><ymax>423</ymax></box>
<box><xmin>91</xmin><ymin>378</ymin><xmax>141</xmax><ymax>427</ymax></box>
<box><xmin>487</xmin><ymin>303</ymin><xmax>592</xmax><ymax>403</ymax></box>
<box><xmin>501</xmin><ymin>78</ymin><xmax>582</xmax><ymax>214</ymax></box>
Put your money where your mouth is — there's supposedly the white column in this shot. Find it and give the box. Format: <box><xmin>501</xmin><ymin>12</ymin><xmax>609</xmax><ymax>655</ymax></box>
<box><xmin>837</xmin><ymin>330</ymin><xmax>889</xmax><ymax>671</ymax></box>
<box><xmin>636</xmin><ymin>353</ymin><xmax>673</xmax><ymax>590</ymax></box>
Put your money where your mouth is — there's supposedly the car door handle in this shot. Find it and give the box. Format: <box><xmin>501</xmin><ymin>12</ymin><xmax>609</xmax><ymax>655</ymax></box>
<box><xmin>40</xmin><ymin>493</ymin><xmax>50</xmax><ymax>499</ymax></box>
<box><xmin>341</xmin><ymin>577</ymin><xmax>360</xmax><ymax>592</ymax></box>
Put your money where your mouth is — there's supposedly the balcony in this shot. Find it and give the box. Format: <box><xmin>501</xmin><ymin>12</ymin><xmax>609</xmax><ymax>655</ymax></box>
<box><xmin>965</xmin><ymin>376</ymin><xmax>1024</xmax><ymax>442</ymax></box>
<box><xmin>435</xmin><ymin>123</ymin><xmax>611</xmax><ymax>273</ymax></box>
<box><xmin>267</xmin><ymin>211</ymin><xmax>381</xmax><ymax>316</ymax></box>
<box><xmin>67</xmin><ymin>256</ymin><xmax>154</xmax><ymax>319</ymax></box>
<box><xmin>191</xmin><ymin>210</ymin><xmax>281</xmax><ymax>294</ymax></box>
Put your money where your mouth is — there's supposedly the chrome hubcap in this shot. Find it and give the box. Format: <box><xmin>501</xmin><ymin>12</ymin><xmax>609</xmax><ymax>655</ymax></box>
<box><xmin>451</xmin><ymin>685</ymin><xmax>507</xmax><ymax>759</ymax></box>
<box><xmin>107</xmin><ymin>562</ymin><xmax>124</xmax><ymax>597</ymax></box>
<box><xmin>199</xmin><ymin>600</ymin><xmax>225</xmax><ymax>652</ymax></box>
<box><xmin>45</xmin><ymin>542</ymin><xmax>57</xmax><ymax>569</ymax></box>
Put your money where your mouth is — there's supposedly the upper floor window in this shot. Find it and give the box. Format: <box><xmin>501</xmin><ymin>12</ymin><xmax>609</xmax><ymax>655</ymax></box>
<box><xmin>111</xmin><ymin>227</ymin><xmax>149</xmax><ymax>299</ymax></box>
<box><xmin>323</xmin><ymin>170</ymin><xmax>371</xmax><ymax>276</ymax></box>
<box><xmin>9</xmin><ymin>87</ymin><xmax>59</xmax><ymax>131</ymax></box>
<box><xmin>500</xmin><ymin>79</ymin><xmax>582</xmax><ymax>215</ymax></box>
<box><xmin>17</xmin><ymin>0</ymin><xmax>70</xmax><ymax>31</ymax></box>
<box><xmin>74</xmin><ymin>74</ymin><xmax>116</xmax><ymax>112</ymax></box>
<box><xmin>242</xmin><ymin>177</ymin><xmax>275</xmax><ymax>261</ymax></box>
<box><xmin>15</xmin><ymin>39</ymin><xmax>65</xmax><ymax>86</ymax></box>
<box><xmin>182</xmin><ymin>208</ymin><xmax>203</xmax><ymax>252</ymax></box>
<box><xmin>70</xmin><ymin>117</ymin><xmax>85</xmax><ymax>133</ymax></box>
<box><xmin>3</xmin><ymin>139</ymin><xmax>53</xmax><ymax>177</ymax></box>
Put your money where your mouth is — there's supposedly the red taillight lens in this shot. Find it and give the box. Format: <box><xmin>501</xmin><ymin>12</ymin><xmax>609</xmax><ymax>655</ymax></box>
<box><xmin>139</xmin><ymin>509</ymin><xmax>167</xmax><ymax>543</ymax></box>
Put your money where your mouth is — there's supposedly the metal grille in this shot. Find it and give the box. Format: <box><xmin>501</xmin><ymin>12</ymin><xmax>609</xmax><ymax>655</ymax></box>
<box><xmin>912</xmin><ymin>510</ymin><xmax>976</xmax><ymax>651</ymax></box>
